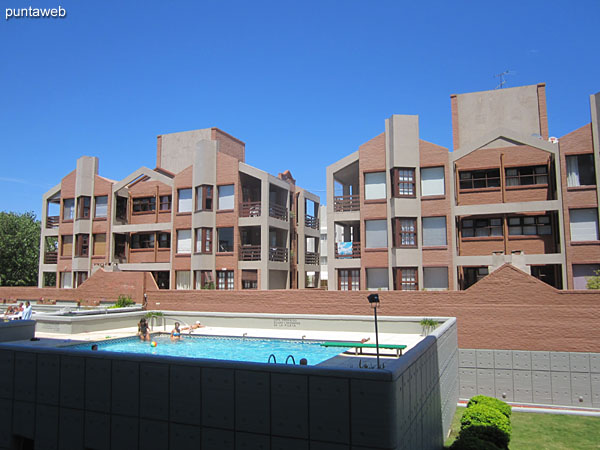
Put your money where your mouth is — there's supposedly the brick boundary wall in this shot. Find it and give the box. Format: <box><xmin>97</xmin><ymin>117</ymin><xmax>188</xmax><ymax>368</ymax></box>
<box><xmin>1</xmin><ymin>265</ymin><xmax>599</xmax><ymax>353</ymax></box>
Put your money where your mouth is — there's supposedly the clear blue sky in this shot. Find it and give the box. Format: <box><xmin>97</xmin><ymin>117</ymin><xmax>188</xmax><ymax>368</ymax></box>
<box><xmin>1</xmin><ymin>0</ymin><xmax>599</xmax><ymax>218</ymax></box>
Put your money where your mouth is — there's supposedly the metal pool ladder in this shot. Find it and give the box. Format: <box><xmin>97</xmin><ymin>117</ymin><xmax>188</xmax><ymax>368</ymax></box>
<box><xmin>285</xmin><ymin>355</ymin><xmax>296</xmax><ymax>365</ymax></box>
<box><xmin>268</xmin><ymin>354</ymin><xmax>277</xmax><ymax>364</ymax></box>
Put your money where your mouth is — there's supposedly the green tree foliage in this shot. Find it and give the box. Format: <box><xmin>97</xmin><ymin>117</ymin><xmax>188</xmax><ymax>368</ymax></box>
<box><xmin>0</xmin><ymin>211</ymin><xmax>40</xmax><ymax>286</ymax></box>
<box><xmin>586</xmin><ymin>269</ymin><xmax>600</xmax><ymax>289</ymax></box>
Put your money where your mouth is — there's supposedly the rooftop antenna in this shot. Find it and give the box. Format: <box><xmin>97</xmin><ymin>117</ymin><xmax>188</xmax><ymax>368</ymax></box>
<box><xmin>494</xmin><ymin>70</ymin><xmax>515</xmax><ymax>89</ymax></box>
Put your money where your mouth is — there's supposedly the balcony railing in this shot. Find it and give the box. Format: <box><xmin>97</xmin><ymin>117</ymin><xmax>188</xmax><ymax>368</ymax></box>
<box><xmin>240</xmin><ymin>201</ymin><xmax>261</xmax><ymax>218</ymax></box>
<box><xmin>269</xmin><ymin>247</ymin><xmax>288</xmax><ymax>262</ymax></box>
<box><xmin>239</xmin><ymin>245</ymin><xmax>261</xmax><ymax>261</ymax></box>
<box><xmin>46</xmin><ymin>216</ymin><xmax>59</xmax><ymax>229</ymax></box>
<box><xmin>335</xmin><ymin>242</ymin><xmax>361</xmax><ymax>259</ymax></box>
<box><xmin>305</xmin><ymin>251</ymin><xmax>319</xmax><ymax>265</ymax></box>
<box><xmin>305</xmin><ymin>214</ymin><xmax>319</xmax><ymax>229</ymax></box>
<box><xmin>269</xmin><ymin>203</ymin><xmax>288</xmax><ymax>221</ymax></box>
<box><xmin>44</xmin><ymin>251</ymin><xmax>58</xmax><ymax>264</ymax></box>
<box><xmin>333</xmin><ymin>195</ymin><xmax>360</xmax><ymax>212</ymax></box>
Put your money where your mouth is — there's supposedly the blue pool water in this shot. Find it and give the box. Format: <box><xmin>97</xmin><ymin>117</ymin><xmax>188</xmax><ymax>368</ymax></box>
<box><xmin>70</xmin><ymin>335</ymin><xmax>347</xmax><ymax>366</ymax></box>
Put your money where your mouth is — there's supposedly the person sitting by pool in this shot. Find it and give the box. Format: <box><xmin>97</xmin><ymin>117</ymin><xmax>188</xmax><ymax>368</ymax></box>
<box><xmin>138</xmin><ymin>318</ymin><xmax>151</xmax><ymax>341</ymax></box>
<box><xmin>171</xmin><ymin>322</ymin><xmax>182</xmax><ymax>341</ymax></box>
<box><xmin>181</xmin><ymin>321</ymin><xmax>205</xmax><ymax>334</ymax></box>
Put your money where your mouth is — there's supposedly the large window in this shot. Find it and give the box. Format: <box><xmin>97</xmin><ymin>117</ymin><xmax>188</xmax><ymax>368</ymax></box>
<box><xmin>77</xmin><ymin>196</ymin><xmax>91</xmax><ymax>219</ymax></box>
<box><xmin>196</xmin><ymin>185</ymin><xmax>214</xmax><ymax>211</ymax></box>
<box><xmin>177</xmin><ymin>229</ymin><xmax>192</xmax><ymax>254</ymax></box>
<box><xmin>421</xmin><ymin>167</ymin><xmax>445</xmax><ymax>196</ymax></box>
<box><xmin>195</xmin><ymin>228</ymin><xmax>212</xmax><ymax>254</ymax></box>
<box><xmin>391</xmin><ymin>168</ymin><xmax>416</xmax><ymax>197</ymax></box>
<box><xmin>217</xmin><ymin>227</ymin><xmax>234</xmax><ymax>252</ymax></box>
<box><xmin>364</xmin><ymin>172</ymin><xmax>386</xmax><ymax>200</ymax></box>
<box><xmin>75</xmin><ymin>234</ymin><xmax>89</xmax><ymax>257</ymax></box>
<box><xmin>94</xmin><ymin>196</ymin><xmax>108</xmax><ymax>218</ymax></box>
<box><xmin>93</xmin><ymin>234</ymin><xmax>106</xmax><ymax>256</ymax></box>
<box><xmin>459</xmin><ymin>169</ymin><xmax>500</xmax><ymax>190</ymax></box>
<box><xmin>217</xmin><ymin>270</ymin><xmax>234</xmax><ymax>290</ymax></box>
<box><xmin>63</xmin><ymin>199</ymin><xmax>74</xmax><ymax>221</ymax></box>
<box><xmin>367</xmin><ymin>268</ymin><xmax>388</xmax><ymax>290</ymax></box>
<box><xmin>570</xmin><ymin>209</ymin><xmax>599</xmax><ymax>242</ymax></box>
<box><xmin>395</xmin><ymin>267</ymin><xmax>417</xmax><ymax>291</ymax></box>
<box><xmin>505</xmin><ymin>166</ymin><xmax>548</xmax><ymax>186</ymax></box>
<box><xmin>508</xmin><ymin>216</ymin><xmax>551</xmax><ymax>236</ymax></box>
<box><xmin>195</xmin><ymin>270</ymin><xmax>214</xmax><ymax>289</ymax></box>
<box><xmin>242</xmin><ymin>270</ymin><xmax>258</xmax><ymax>290</ymax></box>
<box><xmin>365</xmin><ymin>220</ymin><xmax>388</xmax><ymax>248</ymax></box>
<box><xmin>132</xmin><ymin>196</ymin><xmax>156</xmax><ymax>213</ymax></box>
<box><xmin>61</xmin><ymin>235</ymin><xmax>73</xmax><ymax>257</ymax></box>
<box><xmin>422</xmin><ymin>217</ymin><xmax>447</xmax><ymax>246</ymax></box>
<box><xmin>423</xmin><ymin>267</ymin><xmax>448</xmax><ymax>290</ymax></box>
<box><xmin>573</xmin><ymin>264</ymin><xmax>600</xmax><ymax>290</ymax></box>
<box><xmin>176</xmin><ymin>271</ymin><xmax>191</xmax><ymax>290</ymax></box>
<box><xmin>566</xmin><ymin>154</ymin><xmax>596</xmax><ymax>187</ymax></box>
<box><xmin>392</xmin><ymin>218</ymin><xmax>416</xmax><ymax>247</ymax></box>
<box><xmin>338</xmin><ymin>269</ymin><xmax>360</xmax><ymax>290</ymax></box>
<box><xmin>461</xmin><ymin>218</ymin><xmax>502</xmax><ymax>238</ymax></box>
<box><xmin>60</xmin><ymin>272</ymin><xmax>72</xmax><ymax>289</ymax></box>
<box><xmin>218</xmin><ymin>185</ymin><xmax>235</xmax><ymax>210</ymax></box>
<box><xmin>131</xmin><ymin>233</ymin><xmax>155</xmax><ymax>249</ymax></box>
<box><xmin>159</xmin><ymin>195</ymin><xmax>172</xmax><ymax>211</ymax></box>
<box><xmin>158</xmin><ymin>232</ymin><xmax>170</xmax><ymax>249</ymax></box>
<box><xmin>74</xmin><ymin>272</ymin><xmax>88</xmax><ymax>288</ymax></box>
<box><xmin>178</xmin><ymin>188</ymin><xmax>192</xmax><ymax>213</ymax></box>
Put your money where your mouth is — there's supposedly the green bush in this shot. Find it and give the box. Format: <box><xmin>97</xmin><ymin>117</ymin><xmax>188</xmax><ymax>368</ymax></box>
<box><xmin>114</xmin><ymin>295</ymin><xmax>134</xmax><ymax>308</ymax></box>
<box><xmin>467</xmin><ymin>395</ymin><xmax>511</xmax><ymax>419</ymax></box>
<box><xmin>145</xmin><ymin>311</ymin><xmax>163</xmax><ymax>319</ymax></box>
<box><xmin>450</xmin><ymin>432</ymin><xmax>502</xmax><ymax>450</ymax></box>
<box><xmin>460</xmin><ymin>404</ymin><xmax>511</xmax><ymax>449</ymax></box>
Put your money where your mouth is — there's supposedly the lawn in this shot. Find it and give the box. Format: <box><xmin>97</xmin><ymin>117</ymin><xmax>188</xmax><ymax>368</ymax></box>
<box><xmin>445</xmin><ymin>407</ymin><xmax>600</xmax><ymax>449</ymax></box>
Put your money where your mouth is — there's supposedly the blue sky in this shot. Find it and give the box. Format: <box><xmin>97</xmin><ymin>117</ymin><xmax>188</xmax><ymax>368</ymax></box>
<box><xmin>1</xmin><ymin>0</ymin><xmax>599</xmax><ymax>218</ymax></box>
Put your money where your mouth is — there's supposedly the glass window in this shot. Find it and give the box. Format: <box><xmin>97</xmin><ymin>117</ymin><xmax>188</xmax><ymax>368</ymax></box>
<box><xmin>93</xmin><ymin>234</ymin><xmax>106</xmax><ymax>256</ymax></box>
<box><xmin>131</xmin><ymin>233</ymin><xmax>155</xmax><ymax>249</ymax></box>
<box><xmin>196</xmin><ymin>185</ymin><xmax>214</xmax><ymax>211</ymax></box>
<box><xmin>132</xmin><ymin>196</ymin><xmax>156</xmax><ymax>213</ymax></box>
<box><xmin>395</xmin><ymin>267</ymin><xmax>417</xmax><ymax>290</ymax></box>
<box><xmin>393</xmin><ymin>218</ymin><xmax>416</xmax><ymax>247</ymax></box>
<box><xmin>218</xmin><ymin>185</ymin><xmax>235</xmax><ymax>210</ymax></box>
<box><xmin>77</xmin><ymin>196</ymin><xmax>91</xmax><ymax>219</ymax></box>
<box><xmin>461</xmin><ymin>218</ymin><xmax>502</xmax><ymax>238</ymax></box>
<box><xmin>423</xmin><ymin>267</ymin><xmax>448</xmax><ymax>290</ymax></box>
<box><xmin>459</xmin><ymin>169</ymin><xmax>500</xmax><ymax>189</ymax></box>
<box><xmin>366</xmin><ymin>268</ymin><xmax>388</xmax><ymax>290</ymax></box>
<box><xmin>338</xmin><ymin>269</ymin><xmax>360</xmax><ymax>291</ymax></box>
<box><xmin>177</xmin><ymin>229</ymin><xmax>192</xmax><ymax>254</ymax></box>
<box><xmin>63</xmin><ymin>199</ymin><xmax>74</xmax><ymax>221</ymax></box>
<box><xmin>75</xmin><ymin>234</ymin><xmax>89</xmax><ymax>257</ymax></box>
<box><xmin>364</xmin><ymin>172</ymin><xmax>386</xmax><ymax>200</ymax></box>
<box><xmin>61</xmin><ymin>235</ymin><xmax>73</xmax><ymax>256</ymax></box>
<box><xmin>217</xmin><ymin>227</ymin><xmax>234</xmax><ymax>252</ymax></box>
<box><xmin>570</xmin><ymin>209</ymin><xmax>599</xmax><ymax>242</ymax></box>
<box><xmin>422</xmin><ymin>217</ymin><xmax>447</xmax><ymax>246</ymax></box>
<box><xmin>505</xmin><ymin>165</ymin><xmax>548</xmax><ymax>186</ymax></box>
<box><xmin>508</xmin><ymin>216</ymin><xmax>552</xmax><ymax>236</ymax></box>
<box><xmin>176</xmin><ymin>271</ymin><xmax>191</xmax><ymax>290</ymax></box>
<box><xmin>195</xmin><ymin>228</ymin><xmax>212</xmax><ymax>253</ymax></box>
<box><xmin>566</xmin><ymin>154</ymin><xmax>596</xmax><ymax>187</ymax></box>
<box><xmin>572</xmin><ymin>264</ymin><xmax>600</xmax><ymax>290</ymax></box>
<box><xmin>217</xmin><ymin>270</ymin><xmax>234</xmax><ymax>290</ymax></box>
<box><xmin>94</xmin><ymin>196</ymin><xmax>108</xmax><ymax>218</ymax></box>
<box><xmin>159</xmin><ymin>195</ymin><xmax>172</xmax><ymax>211</ymax></box>
<box><xmin>421</xmin><ymin>167</ymin><xmax>445</xmax><ymax>196</ymax></box>
<box><xmin>60</xmin><ymin>272</ymin><xmax>72</xmax><ymax>289</ymax></box>
<box><xmin>158</xmin><ymin>232</ymin><xmax>170</xmax><ymax>249</ymax></box>
<box><xmin>195</xmin><ymin>270</ymin><xmax>214</xmax><ymax>289</ymax></box>
<box><xmin>178</xmin><ymin>188</ymin><xmax>192</xmax><ymax>213</ymax></box>
<box><xmin>391</xmin><ymin>168</ymin><xmax>415</xmax><ymax>197</ymax></box>
<box><xmin>365</xmin><ymin>220</ymin><xmax>387</xmax><ymax>248</ymax></box>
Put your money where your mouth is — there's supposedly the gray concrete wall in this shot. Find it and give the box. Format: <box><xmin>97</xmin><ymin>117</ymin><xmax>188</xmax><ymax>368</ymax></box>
<box><xmin>159</xmin><ymin>128</ymin><xmax>212</xmax><ymax>174</ymax></box>
<box><xmin>459</xmin><ymin>349</ymin><xmax>600</xmax><ymax>408</ymax></box>
<box><xmin>0</xmin><ymin>321</ymin><xmax>35</xmax><ymax>343</ymax></box>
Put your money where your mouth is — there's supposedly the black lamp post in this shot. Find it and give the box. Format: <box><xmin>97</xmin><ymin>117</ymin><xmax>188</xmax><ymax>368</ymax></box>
<box><xmin>367</xmin><ymin>293</ymin><xmax>381</xmax><ymax>369</ymax></box>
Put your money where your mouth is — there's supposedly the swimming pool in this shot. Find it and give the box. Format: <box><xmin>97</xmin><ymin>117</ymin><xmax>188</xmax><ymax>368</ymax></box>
<box><xmin>70</xmin><ymin>334</ymin><xmax>348</xmax><ymax>366</ymax></box>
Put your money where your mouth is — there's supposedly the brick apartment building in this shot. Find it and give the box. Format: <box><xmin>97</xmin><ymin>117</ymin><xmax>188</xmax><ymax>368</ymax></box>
<box><xmin>38</xmin><ymin>128</ymin><xmax>321</xmax><ymax>290</ymax></box>
<box><xmin>326</xmin><ymin>84</ymin><xmax>600</xmax><ymax>291</ymax></box>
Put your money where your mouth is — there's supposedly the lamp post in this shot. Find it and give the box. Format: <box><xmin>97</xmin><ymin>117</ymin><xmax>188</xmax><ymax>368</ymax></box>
<box><xmin>367</xmin><ymin>293</ymin><xmax>381</xmax><ymax>369</ymax></box>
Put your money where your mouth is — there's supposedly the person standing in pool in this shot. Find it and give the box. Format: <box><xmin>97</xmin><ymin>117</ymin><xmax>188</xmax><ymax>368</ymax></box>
<box><xmin>138</xmin><ymin>318</ymin><xmax>151</xmax><ymax>341</ymax></box>
<box><xmin>171</xmin><ymin>322</ymin><xmax>182</xmax><ymax>341</ymax></box>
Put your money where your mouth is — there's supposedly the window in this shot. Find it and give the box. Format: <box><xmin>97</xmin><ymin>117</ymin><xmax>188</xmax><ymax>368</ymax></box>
<box><xmin>60</xmin><ymin>272</ymin><xmax>72</xmax><ymax>289</ymax></box>
<box><xmin>217</xmin><ymin>227</ymin><xmax>234</xmax><ymax>252</ymax></box>
<box><xmin>75</xmin><ymin>234</ymin><xmax>89</xmax><ymax>257</ymax></box>
<box><xmin>61</xmin><ymin>235</ymin><xmax>73</xmax><ymax>257</ymax></box>
<box><xmin>365</xmin><ymin>220</ymin><xmax>387</xmax><ymax>248</ymax></box>
<box><xmin>217</xmin><ymin>270</ymin><xmax>234</xmax><ymax>290</ymax></box>
<box><xmin>132</xmin><ymin>197</ymin><xmax>156</xmax><ymax>213</ymax></box>
<box><xmin>421</xmin><ymin>167</ymin><xmax>445</xmax><ymax>196</ymax></box>
<box><xmin>391</xmin><ymin>168</ymin><xmax>416</xmax><ymax>197</ymax></box>
<box><xmin>338</xmin><ymin>269</ymin><xmax>360</xmax><ymax>290</ymax></box>
<box><xmin>423</xmin><ymin>267</ymin><xmax>448</xmax><ymax>290</ymax></box>
<box><xmin>422</xmin><ymin>217</ymin><xmax>447</xmax><ymax>246</ymax></box>
<box><xmin>195</xmin><ymin>228</ymin><xmax>212</xmax><ymax>254</ymax></box>
<box><xmin>94</xmin><ymin>196</ymin><xmax>108</xmax><ymax>218</ymax></box>
<box><xmin>364</xmin><ymin>172</ymin><xmax>386</xmax><ymax>200</ymax></box>
<box><xmin>178</xmin><ymin>188</ymin><xmax>192</xmax><ymax>213</ymax></box>
<box><xmin>131</xmin><ymin>233</ymin><xmax>155</xmax><ymax>249</ymax></box>
<box><xmin>367</xmin><ymin>268</ymin><xmax>388</xmax><ymax>290</ymax></box>
<box><xmin>573</xmin><ymin>264</ymin><xmax>600</xmax><ymax>290</ymax></box>
<box><xmin>93</xmin><ymin>234</ymin><xmax>106</xmax><ymax>256</ymax></box>
<box><xmin>570</xmin><ymin>209</ymin><xmax>599</xmax><ymax>242</ymax></box>
<box><xmin>461</xmin><ymin>218</ymin><xmax>502</xmax><ymax>238</ymax></box>
<box><xmin>218</xmin><ymin>184</ymin><xmax>235</xmax><ymax>210</ymax></box>
<box><xmin>242</xmin><ymin>270</ymin><xmax>258</xmax><ymax>289</ymax></box>
<box><xmin>566</xmin><ymin>154</ymin><xmax>596</xmax><ymax>187</ymax></box>
<box><xmin>74</xmin><ymin>271</ymin><xmax>88</xmax><ymax>288</ymax></box>
<box><xmin>395</xmin><ymin>267</ymin><xmax>417</xmax><ymax>290</ymax></box>
<box><xmin>176</xmin><ymin>271</ymin><xmax>191</xmax><ymax>290</ymax></box>
<box><xmin>158</xmin><ymin>232</ymin><xmax>170</xmax><ymax>249</ymax></box>
<box><xmin>392</xmin><ymin>218</ymin><xmax>417</xmax><ymax>247</ymax></box>
<box><xmin>195</xmin><ymin>185</ymin><xmax>213</xmax><ymax>211</ymax></box>
<box><xmin>159</xmin><ymin>195</ymin><xmax>172</xmax><ymax>211</ymax></box>
<box><xmin>63</xmin><ymin>199</ymin><xmax>74</xmax><ymax>221</ymax></box>
<box><xmin>462</xmin><ymin>267</ymin><xmax>488</xmax><ymax>289</ymax></box>
<box><xmin>195</xmin><ymin>270</ymin><xmax>214</xmax><ymax>289</ymax></box>
<box><xmin>177</xmin><ymin>229</ymin><xmax>192</xmax><ymax>254</ymax></box>
<box><xmin>508</xmin><ymin>216</ymin><xmax>552</xmax><ymax>236</ymax></box>
<box><xmin>459</xmin><ymin>169</ymin><xmax>500</xmax><ymax>190</ymax></box>
<box><xmin>505</xmin><ymin>165</ymin><xmax>548</xmax><ymax>186</ymax></box>
<box><xmin>76</xmin><ymin>196</ymin><xmax>91</xmax><ymax>219</ymax></box>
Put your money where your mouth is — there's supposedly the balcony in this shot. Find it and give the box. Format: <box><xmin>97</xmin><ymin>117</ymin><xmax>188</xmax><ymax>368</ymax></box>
<box><xmin>305</xmin><ymin>251</ymin><xmax>319</xmax><ymax>265</ymax></box>
<box><xmin>239</xmin><ymin>245</ymin><xmax>261</xmax><ymax>261</ymax></box>
<box><xmin>240</xmin><ymin>201</ymin><xmax>261</xmax><ymax>218</ymax></box>
<box><xmin>335</xmin><ymin>242</ymin><xmax>361</xmax><ymax>259</ymax></box>
<box><xmin>269</xmin><ymin>203</ymin><xmax>288</xmax><ymax>221</ymax></box>
<box><xmin>269</xmin><ymin>247</ymin><xmax>288</xmax><ymax>262</ymax></box>
<box><xmin>44</xmin><ymin>251</ymin><xmax>58</xmax><ymax>264</ymax></box>
<box><xmin>333</xmin><ymin>195</ymin><xmax>359</xmax><ymax>212</ymax></box>
<box><xmin>305</xmin><ymin>214</ymin><xmax>319</xmax><ymax>229</ymax></box>
<box><xmin>46</xmin><ymin>216</ymin><xmax>59</xmax><ymax>229</ymax></box>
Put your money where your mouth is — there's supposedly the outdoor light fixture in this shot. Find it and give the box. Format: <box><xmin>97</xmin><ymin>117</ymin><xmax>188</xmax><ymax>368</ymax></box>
<box><xmin>367</xmin><ymin>293</ymin><xmax>381</xmax><ymax>369</ymax></box>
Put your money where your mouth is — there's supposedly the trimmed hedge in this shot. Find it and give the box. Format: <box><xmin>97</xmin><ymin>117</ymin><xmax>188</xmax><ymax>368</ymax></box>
<box><xmin>450</xmin><ymin>433</ymin><xmax>502</xmax><ymax>450</ymax></box>
<box><xmin>460</xmin><ymin>404</ymin><xmax>511</xmax><ymax>449</ymax></box>
<box><xmin>467</xmin><ymin>394</ymin><xmax>512</xmax><ymax>419</ymax></box>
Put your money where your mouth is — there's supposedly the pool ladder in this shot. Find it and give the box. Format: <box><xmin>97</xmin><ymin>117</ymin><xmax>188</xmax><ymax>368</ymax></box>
<box><xmin>267</xmin><ymin>354</ymin><xmax>296</xmax><ymax>365</ymax></box>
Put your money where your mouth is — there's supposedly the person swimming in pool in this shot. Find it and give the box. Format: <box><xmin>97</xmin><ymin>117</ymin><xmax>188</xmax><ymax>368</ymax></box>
<box><xmin>171</xmin><ymin>322</ymin><xmax>182</xmax><ymax>341</ymax></box>
<box><xmin>138</xmin><ymin>318</ymin><xmax>151</xmax><ymax>341</ymax></box>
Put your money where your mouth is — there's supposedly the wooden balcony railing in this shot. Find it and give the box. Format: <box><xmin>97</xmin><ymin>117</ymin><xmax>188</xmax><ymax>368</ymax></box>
<box><xmin>335</xmin><ymin>242</ymin><xmax>361</xmax><ymax>259</ymax></box>
<box><xmin>305</xmin><ymin>251</ymin><xmax>319</xmax><ymax>265</ymax></box>
<box><xmin>269</xmin><ymin>203</ymin><xmax>288</xmax><ymax>221</ymax></box>
<box><xmin>305</xmin><ymin>214</ymin><xmax>319</xmax><ymax>229</ymax></box>
<box><xmin>44</xmin><ymin>251</ymin><xmax>58</xmax><ymax>264</ymax></box>
<box><xmin>240</xmin><ymin>201</ymin><xmax>261</xmax><ymax>218</ymax></box>
<box><xmin>333</xmin><ymin>195</ymin><xmax>360</xmax><ymax>212</ymax></box>
<box><xmin>46</xmin><ymin>216</ymin><xmax>59</xmax><ymax>229</ymax></box>
<box><xmin>239</xmin><ymin>245</ymin><xmax>261</xmax><ymax>261</ymax></box>
<box><xmin>269</xmin><ymin>247</ymin><xmax>288</xmax><ymax>262</ymax></box>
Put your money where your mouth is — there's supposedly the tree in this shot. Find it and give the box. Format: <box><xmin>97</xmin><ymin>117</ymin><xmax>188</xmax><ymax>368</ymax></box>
<box><xmin>0</xmin><ymin>211</ymin><xmax>40</xmax><ymax>286</ymax></box>
<box><xmin>587</xmin><ymin>270</ymin><xmax>600</xmax><ymax>289</ymax></box>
